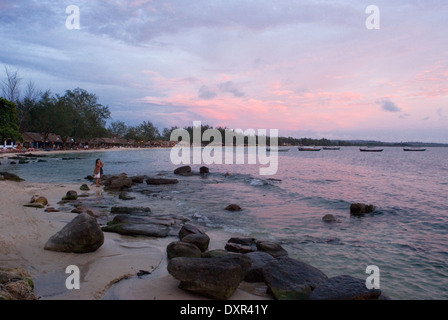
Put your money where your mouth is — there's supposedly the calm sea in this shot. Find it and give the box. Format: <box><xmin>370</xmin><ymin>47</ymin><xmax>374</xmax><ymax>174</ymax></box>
<box><xmin>3</xmin><ymin>146</ymin><xmax>448</xmax><ymax>299</ymax></box>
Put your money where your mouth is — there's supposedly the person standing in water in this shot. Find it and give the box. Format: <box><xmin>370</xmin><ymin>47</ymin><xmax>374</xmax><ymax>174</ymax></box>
<box><xmin>94</xmin><ymin>158</ymin><xmax>104</xmax><ymax>187</ymax></box>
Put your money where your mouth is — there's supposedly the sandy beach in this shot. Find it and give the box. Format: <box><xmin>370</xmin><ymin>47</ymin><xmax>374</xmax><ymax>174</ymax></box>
<box><xmin>0</xmin><ymin>174</ymin><xmax>271</xmax><ymax>300</ymax></box>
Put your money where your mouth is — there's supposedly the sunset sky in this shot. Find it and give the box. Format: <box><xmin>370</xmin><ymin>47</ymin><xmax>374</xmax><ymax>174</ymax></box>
<box><xmin>1</xmin><ymin>0</ymin><xmax>447</xmax><ymax>142</ymax></box>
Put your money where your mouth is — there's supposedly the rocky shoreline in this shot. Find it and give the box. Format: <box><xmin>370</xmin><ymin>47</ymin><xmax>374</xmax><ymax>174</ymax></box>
<box><xmin>0</xmin><ymin>164</ymin><xmax>390</xmax><ymax>300</ymax></box>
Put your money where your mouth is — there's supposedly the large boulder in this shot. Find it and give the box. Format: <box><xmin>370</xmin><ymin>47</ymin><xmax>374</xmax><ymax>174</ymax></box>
<box><xmin>244</xmin><ymin>251</ymin><xmax>276</xmax><ymax>283</ymax></box>
<box><xmin>350</xmin><ymin>203</ymin><xmax>375</xmax><ymax>216</ymax></box>
<box><xmin>104</xmin><ymin>175</ymin><xmax>133</xmax><ymax>191</ymax></box>
<box><xmin>166</xmin><ymin>241</ymin><xmax>202</xmax><ymax>259</ymax></box>
<box><xmin>44</xmin><ymin>213</ymin><xmax>104</xmax><ymax>253</ymax></box>
<box><xmin>256</xmin><ymin>240</ymin><xmax>288</xmax><ymax>258</ymax></box>
<box><xmin>225</xmin><ymin>237</ymin><xmax>257</xmax><ymax>254</ymax></box>
<box><xmin>178</xmin><ymin>223</ymin><xmax>206</xmax><ymax>240</ymax></box>
<box><xmin>110</xmin><ymin>206</ymin><xmax>151</xmax><ymax>215</ymax></box>
<box><xmin>181</xmin><ymin>233</ymin><xmax>210</xmax><ymax>252</ymax></box>
<box><xmin>167</xmin><ymin>254</ymin><xmax>252</xmax><ymax>299</ymax></box>
<box><xmin>262</xmin><ymin>256</ymin><xmax>328</xmax><ymax>300</ymax></box>
<box><xmin>102</xmin><ymin>218</ymin><xmax>169</xmax><ymax>238</ymax></box>
<box><xmin>309</xmin><ymin>275</ymin><xmax>382</xmax><ymax>300</ymax></box>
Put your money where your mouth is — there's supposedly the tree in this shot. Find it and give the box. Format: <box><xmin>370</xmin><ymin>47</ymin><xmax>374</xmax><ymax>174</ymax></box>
<box><xmin>28</xmin><ymin>91</ymin><xmax>60</xmax><ymax>144</ymax></box>
<box><xmin>108</xmin><ymin>120</ymin><xmax>128</xmax><ymax>138</ymax></box>
<box><xmin>0</xmin><ymin>97</ymin><xmax>22</xmax><ymax>143</ymax></box>
<box><xmin>138</xmin><ymin>121</ymin><xmax>160</xmax><ymax>141</ymax></box>
<box><xmin>1</xmin><ymin>66</ymin><xmax>22</xmax><ymax>103</ymax></box>
<box><xmin>16</xmin><ymin>80</ymin><xmax>40</xmax><ymax>133</ymax></box>
<box><xmin>61</xmin><ymin>88</ymin><xmax>111</xmax><ymax>140</ymax></box>
<box><xmin>162</xmin><ymin>126</ymin><xmax>179</xmax><ymax>140</ymax></box>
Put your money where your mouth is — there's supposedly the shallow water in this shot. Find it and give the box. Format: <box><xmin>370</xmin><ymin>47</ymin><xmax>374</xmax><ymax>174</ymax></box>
<box><xmin>3</xmin><ymin>146</ymin><xmax>448</xmax><ymax>299</ymax></box>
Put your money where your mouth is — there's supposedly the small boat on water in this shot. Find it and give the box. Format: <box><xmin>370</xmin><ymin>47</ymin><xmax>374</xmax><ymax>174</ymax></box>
<box><xmin>323</xmin><ymin>146</ymin><xmax>340</xmax><ymax>150</ymax></box>
<box><xmin>267</xmin><ymin>148</ymin><xmax>290</xmax><ymax>152</ymax></box>
<box><xmin>360</xmin><ymin>147</ymin><xmax>384</xmax><ymax>152</ymax></box>
<box><xmin>298</xmin><ymin>146</ymin><xmax>321</xmax><ymax>151</ymax></box>
<box><xmin>403</xmin><ymin>147</ymin><xmax>426</xmax><ymax>152</ymax></box>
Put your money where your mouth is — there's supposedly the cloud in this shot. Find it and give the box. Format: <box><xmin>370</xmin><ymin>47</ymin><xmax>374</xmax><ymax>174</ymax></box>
<box><xmin>198</xmin><ymin>85</ymin><xmax>217</xmax><ymax>100</ymax></box>
<box><xmin>217</xmin><ymin>81</ymin><xmax>245</xmax><ymax>97</ymax></box>
<box><xmin>377</xmin><ymin>99</ymin><xmax>402</xmax><ymax>113</ymax></box>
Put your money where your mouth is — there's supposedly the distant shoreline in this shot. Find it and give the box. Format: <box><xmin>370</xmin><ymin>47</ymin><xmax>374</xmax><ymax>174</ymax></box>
<box><xmin>0</xmin><ymin>146</ymin><xmax>167</xmax><ymax>160</ymax></box>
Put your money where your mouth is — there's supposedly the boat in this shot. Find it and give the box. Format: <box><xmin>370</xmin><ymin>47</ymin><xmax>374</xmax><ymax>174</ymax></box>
<box><xmin>403</xmin><ymin>147</ymin><xmax>426</xmax><ymax>152</ymax></box>
<box><xmin>267</xmin><ymin>148</ymin><xmax>290</xmax><ymax>152</ymax></box>
<box><xmin>298</xmin><ymin>146</ymin><xmax>321</xmax><ymax>151</ymax></box>
<box><xmin>359</xmin><ymin>147</ymin><xmax>383</xmax><ymax>152</ymax></box>
<box><xmin>323</xmin><ymin>146</ymin><xmax>340</xmax><ymax>150</ymax></box>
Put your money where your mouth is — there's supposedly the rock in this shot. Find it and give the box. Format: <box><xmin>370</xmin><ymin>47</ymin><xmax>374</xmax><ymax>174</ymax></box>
<box><xmin>322</xmin><ymin>214</ymin><xmax>337</xmax><ymax>222</ymax></box>
<box><xmin>30</xmin><ymin>195</ymin><xmax>48</xmax><ymax>206</ymax></box>
<box><xmin>350</xmin><ymin>203</ymin><xmax>376</xmax><ymax>216</ymax></box>
<box><xmin>225</xmin><ymin>237</ymin><xmax>257</xmax><ymax>254</ymax></box>
<box><xmin>167</xmin><ymin>254</ymin><xmax>252</xmax><ymax>299</ymax></box>
<box><xmin>44</xmin><ymin>213</ymin><xmax>104</xmax><ymax>253</ymax></box>
<box><xmin>102</xmin><ymin>222</ymin><xmax>169</xmax><ymax>238</ymax></box>
<box><xmin>119</xmin><ymin>192</ymin><xmax>136</xmax><ymax>201</ymax></box>
<box><xmin>101</xmin><ymin>214</ymin><xmax>175</xmax><ymax>238</ymax></box>
<box><xmin>256</xmin><ymin>240</ymin><xmax>289</xmax><ymax>258</ymax></box>
<box><xmin>71</xmin><ymin>207</ymin><xmax>85</xmax><ymax>214</ymax></box>
<box><xmin>0</xmin><ymin>172</ymin><xmax>24</xmax><ymax>182</ymax></box>
<box><xmin>201</xmin><ymin>249</ymin><xmax>231</xmax><ymax>258</ymax></box>
<box><xmin>244</xmin><ymin>251</ymin><xmax>276</xmax><ymax>283</ymax></box>
<box><xmin>106</xmin><ymin>214</ymin><xmax>181</xmax><ymax>227</ymax></box>
<box><xmin>0</xmin><ymin>175</ymin><xmax>3</xmax><ymax>181</ymax></box>
<box><xmin>146</xmin><ymin>178</ymin><xmax>179</xmax><ymax>185</ymax></box>
<box><xmin>167</xmin><ymin>241</ymin><xmax>202</xmax><ymax>259</ymax></box>
<box><xmin>174</xmin><ymin>166</ymin><xmax>192</xmax><ymax>175</ymax></box>
<box><xmin>80</xmin><ymin>184</ymin><xmax>90</xmax><ymax>191</ymax></box>
<box><xmin>104</xmin><ymin>175</ymin><xmax>133</xmax><ymax>191</ymax></box>
<box><xmin>199</xmin><ymin>166</ymin><xmax>209</xmax><ymax>174</ymax></box>
<box><xmin>178</xmin><ymin>223</ymin><xmax>206</xmax><ymax>240</ymax></box>
<box><xmin>309</xmin><ymin>275</ymin><xmax>381</xmax><ymax>300</ymax></box>
<box><xmin>110</xmin><ymin>206</ymin><xmax>151</xmax><ymax>215</ymax></box>
<box><xmin>62</xmin><ymin>190</ymin><xmax>78</xmax><ymax>201</ymax></box>
<box><xmin>0</xmin><ymin>268</ymin><xmax>36</xmax><ymax>300</ymax></box>
<box><xmin>44</xmin><ymin>207</ymin><xmax>60</xmax><ymax>213</ymax></box>
<box><xmin>225</xmin><ymin>204</ymin><xmax>242</xmax><ymax>211</ymax></box>
<box><xmin>262</xmin><ymin>256</ymin><xmax>328</xmax><ymax>300</ymax></box>
<box><xmin>23</xmin><ymin>203</ymin><xmax>45</xmax><ymax>209</ymax></box>
<box><xmin>181</xmin><ymin>233</ymin><xmax>210</xmax><ymax>252</ymax></box>
<box><xmin>130</xmin><ymin>176</ymin><xmax>144</xmax><ymax>184</ymax></box>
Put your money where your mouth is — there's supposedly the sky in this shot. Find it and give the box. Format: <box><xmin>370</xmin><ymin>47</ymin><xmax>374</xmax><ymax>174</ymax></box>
<box><xmin>1</xmin><ymin>0</ymin><xmax>447</xmax><ymax>142</ymax></box>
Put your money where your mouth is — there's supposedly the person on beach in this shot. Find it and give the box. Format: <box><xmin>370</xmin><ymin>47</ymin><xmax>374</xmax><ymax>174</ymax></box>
<box><xmin>94</xmin><ymin>158</ymin><xmax>104</xmax><ymax>187</ymax></box>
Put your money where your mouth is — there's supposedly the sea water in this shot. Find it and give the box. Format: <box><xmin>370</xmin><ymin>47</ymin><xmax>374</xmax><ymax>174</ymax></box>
<box><xmin>2</xmin><ymin>147</ymin><xmax>447</xmax><ymax>299</ymax></box>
